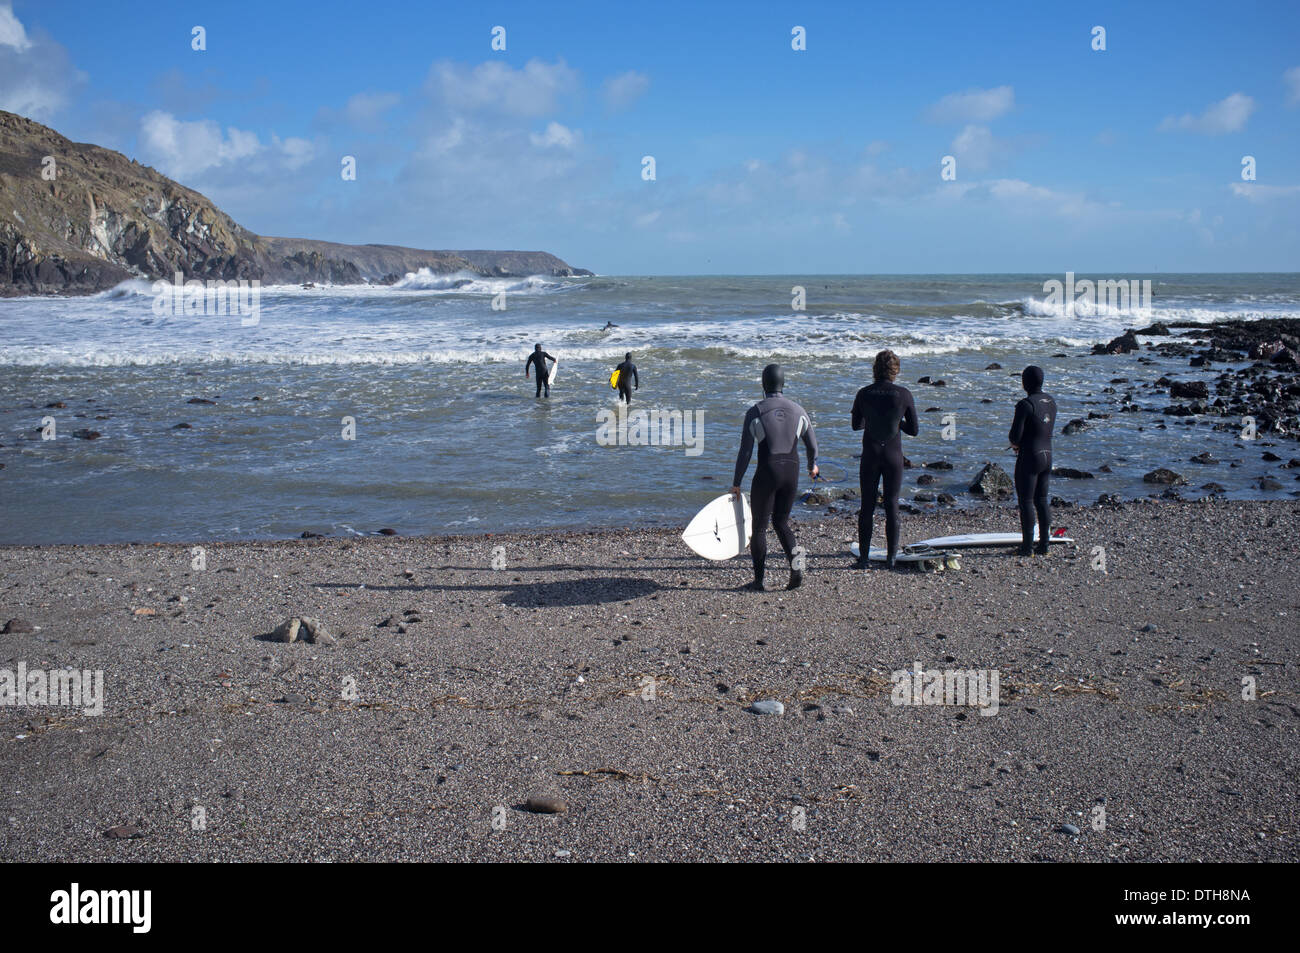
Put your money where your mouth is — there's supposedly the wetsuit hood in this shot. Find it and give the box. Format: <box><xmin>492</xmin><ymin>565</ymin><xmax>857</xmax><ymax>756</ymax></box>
<box><xmin>762</xmin><ymin>363</ymin><xmax>784</xmax><ymax>396</ymax></box>
<box><xmin>1022</xmin><ymin>365</ymin><xmax>1044</xmax><ymax>395</ymax></box>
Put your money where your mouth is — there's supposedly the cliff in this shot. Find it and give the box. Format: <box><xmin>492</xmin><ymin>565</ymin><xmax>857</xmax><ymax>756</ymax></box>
<box><xmin>0</xmin><ymin>110</ymin><xmax>590</xmax><ymax>296</ymax></box>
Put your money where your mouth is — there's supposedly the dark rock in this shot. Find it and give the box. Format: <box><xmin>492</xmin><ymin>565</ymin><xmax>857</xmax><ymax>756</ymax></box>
<box><xmin>985</xmin><ymin>363</ymin><xmax>1002</xmax><ymax>370</ymax></box>
<box><xmin>1061</xmin><ymin>418</ymin><xmax>1089</xmax><ymax>435</ymax></box>
<box><xmin>377</xmin><ymin>528</ymin><xmax>398</xmax><ymax>536</ymax></box>
<box><xmin>1143</xmin><ymin>468</ymin><xmax>1186</xmax><ymax>485</ymax></box>
<box><xmin>923</xmin><ymin>460</ymin><xmax>954</xmax><ymax>470</ymax></box>
<box><xmin>1051</xmin><ymin>467</ymin><xmax>1094</xmax><ymax>479</ymax></box>
<box><xmin>1092</xmin><ymin>329</ymin><xmax>1140</xmax><ymax>354</ymax></box>
<box><xmin>1169</xmin><ymin>380</ymin><xmax>1209</xmax><ymax>399</ymax></box>
<box><xmin>1259</xmin><ymin>476</ymin><xmax>1283</xmax><ymax>491</ymax></box>
<box><xmin>71</xmin><ymin>429</ymin><xmax>101</xmax><ymax>439</ymax></box>
<box><xmin>2</xmin><ymin>618</ymin><xmax>35</xmax><ymax>634</ymax></box>
<box><xmin>916</xmin><ymin>473</ymin><xmax>936</xmax><ymax>485</ymax></box>
<box><xmin>186</xmin><ymin>397</ymin><xmax>216</xmax><ymax>405</ymax></box>
<box><xmin>969</xmin><ymin>463</ymin><xmax>1014</xmax><ymax>498</ymax></box>
<box><xmin>1189</xmin><ymin>452</ymin><xmax>1218</xmax><ymax>464</ymax></box>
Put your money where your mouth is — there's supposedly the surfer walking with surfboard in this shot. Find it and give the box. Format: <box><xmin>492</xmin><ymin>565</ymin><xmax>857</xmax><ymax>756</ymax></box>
<box><xmin>1008</xmin><ymin>365</ymin><xmax>1057</xmax><ymax>556</ymax></box>
<box><xmin>613</xmin><ymin>353</ymin><xmax>638</xmax><ymax>403</ymax></box>
<box><xmin>730</xmin><ymin>364</ymin><xmax>818</xmax><ymax>591</ymax></box>
<box><xmin>524</xmin><ymin>343</ymin><xmax>557</xmax><ymax>398</ymax></box>
<box><xmin>852</xmin><ymin>349</ymin><xmax>918</xmax><ymax>569</ymax></box>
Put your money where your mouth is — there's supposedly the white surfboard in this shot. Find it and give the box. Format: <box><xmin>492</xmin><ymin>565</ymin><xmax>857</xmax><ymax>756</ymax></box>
<box><xmin>682</xmin><ymin>493</ymin><xmax>752</xmax><ymax>560</ymax></box>
<box><xmin>547</xmin><ymin>359</ymin><xmax>558</xmax><ymax>384</ymax></box>
<box><xmin>850</xmin><ymin>542</ymin><xmax>957</xmax><ymax>565</ymax></box>
<box><xmin>904</xmin><ymin>530</ymin><xmax>1073</xmax><ymax>553</ymax></box>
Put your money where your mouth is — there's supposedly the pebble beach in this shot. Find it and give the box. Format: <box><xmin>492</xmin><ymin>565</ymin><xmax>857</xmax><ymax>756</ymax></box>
<box><xmin>1</xmin><ymin>499</ymin><xmax>1296</xmax><ymax>862</ymax></box>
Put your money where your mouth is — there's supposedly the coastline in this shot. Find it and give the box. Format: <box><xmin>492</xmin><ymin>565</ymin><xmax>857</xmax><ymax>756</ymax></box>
<box><xmin>2</xmin><ymin>497</ymin><xmax>1296</xmax><ymax>861</ymax></box>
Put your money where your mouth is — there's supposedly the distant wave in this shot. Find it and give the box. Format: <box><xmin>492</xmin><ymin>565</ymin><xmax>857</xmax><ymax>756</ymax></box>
<box><xmin>391</xmin><ymin>268</ymin><xmax>566</xmax><ymax>294</ymax></box>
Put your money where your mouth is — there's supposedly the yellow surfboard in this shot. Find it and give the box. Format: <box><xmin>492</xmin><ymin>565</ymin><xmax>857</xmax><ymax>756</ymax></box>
<box><xmin>610</xmin><ymin>369</ymin><xmax>621</xmax><ymax>389</ymax></box>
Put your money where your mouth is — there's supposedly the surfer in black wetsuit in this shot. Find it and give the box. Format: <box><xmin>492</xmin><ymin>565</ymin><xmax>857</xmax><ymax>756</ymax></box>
<box><xmin>730</xmin><ymin>364</ymin><xmax>818</xmax><ymax>591</ymax></box>
<box><xmin>851</xmin><ymin>349</ymin><xmax>918</xmax><ymax>569</ymax></box>
<box><xmin>1008</xmin><ymin>364</ymin><xmax>1057</xmax><ymax>556</ymax></box>
<box><xmin>614</xmin><ymin>353</ymin><xmax>638</xmax><ymax>404</ymax></box>
<box><xmin>524</xmin><ymin>343</ymin><xmax>555</xmax><ymax>398</ymax></box>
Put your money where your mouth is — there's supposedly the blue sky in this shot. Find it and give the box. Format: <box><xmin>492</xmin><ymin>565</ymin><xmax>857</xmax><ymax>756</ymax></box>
<box><xmin>3</xmin><ymin>0</ymin><xmax>1299</xmax><ymax>273</ymax></box>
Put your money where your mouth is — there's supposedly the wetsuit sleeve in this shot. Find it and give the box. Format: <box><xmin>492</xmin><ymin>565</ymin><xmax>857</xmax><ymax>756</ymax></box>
<box><xmin>732</xmin><ymin>407</ymin><xmax>757</xmax><ymax>487</ymax></box>
<box><xmin>851</xmin><ymin>390</ymin><xmax>865</xmax><ymax>431</ymax></box>
<box><xmin>543</xmin><ymin>352</ymin><xmax>555</xmax><ymax>363</ymax></box>
<box><xmin>802</xmin><ymin>415</ymin><xmax>818</xmax><ymax>472</ymax></box>
<box><xmin>901</xmin><ymin>389</ymin><xmax>919</xmax><ymax>437</ymax></box>
<box><xmin>632</xmin><ymin>365</ymin><xmax>639</xmax><ymax>387</ymax></box>
<box><xmin>525</xmin><ymin>354</ymin><xmax>533</xmax><ymax>375</ymax></box>
<box><xmin>1009</xmin><ymin>399</ymin><xmax>1029</xmax><ymax>447</ymax></box>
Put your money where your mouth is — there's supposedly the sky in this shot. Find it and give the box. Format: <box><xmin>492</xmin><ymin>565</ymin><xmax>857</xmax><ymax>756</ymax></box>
<box><xmin>2</xmin><ymin>0</ymin><xmax>1298</xmax><ymax>274</ymax></box>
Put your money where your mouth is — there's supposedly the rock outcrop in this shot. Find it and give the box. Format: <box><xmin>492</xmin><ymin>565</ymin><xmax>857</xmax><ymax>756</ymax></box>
<box><xmin>0</xmin><ymin>110</ymin><xmax>589</xmax><ymax>296</ymax></box>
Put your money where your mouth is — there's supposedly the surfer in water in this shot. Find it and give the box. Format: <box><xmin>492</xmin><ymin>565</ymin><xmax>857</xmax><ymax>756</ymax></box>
<box><xmin>601</xmin><ymin>321</ymin><xmax>618</xmax><ymax>331</ymax></box>
<box><xmin>851</xmin><ymin>349</ymin><xmax>918</xmax><ymax>569</ymax></box>
<box><xmin>614</xmin><ymin>352</ymin><xmax>638</xmax><ymax>404</ymax></box>
<box><xmin>524</xmin><ymin>343</ymin><xmax>556</xmax><ymax>398</ymax></box>
<box><xmin>1008</xmin><ymin>365</ymin><xmax>1057</xmax><ymax>556</ymax></box>
<box><xmin>730</xmin><ymin>364</ymin><xmax>818</xmax><ymax>591</ymax></box>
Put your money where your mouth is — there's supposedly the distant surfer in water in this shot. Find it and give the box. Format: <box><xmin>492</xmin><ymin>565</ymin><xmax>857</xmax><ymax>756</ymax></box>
<box><xmin>601</xmin><ymin>322</ymin><xmax>618</xmax><ymax>331</ymax></box>
<box><xmin>731</xmin><ymin>364</ymin><xmax>818</xmax><ymax>591</ymax></box>
<box><xmin>614</xmin><ymin>352</ymin><xmax>638</xmax><ymax>403</ymax></box>
<box><xmin>524</xmin><ymin>343</ymin><xmax>556</xmax><ymax>398</ymax></box>
<box><xmin>851</xmin><ymin>349</ymin><xmax>918</xmax><ymax>569</ymax></box>
<box><xmin>1008</xmin><ymin>365</ymin><xmax>1056</xmax><ymax>556</ymax></box>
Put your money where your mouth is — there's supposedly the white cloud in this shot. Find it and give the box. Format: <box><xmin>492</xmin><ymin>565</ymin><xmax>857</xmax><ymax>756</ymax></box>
<box><xmin>1230</xmin><ymin>182</ymin><xmax>1300</xmax><ymax>203</ymax></box>
<box><xmin>427</xmin><ymin>58</ymin><xmax>577</xmax><ymax>117</ymax></box>
<box><xmin>530</xmin><ymin>121</ymin><xmax>579</xmax><ymax>149</ymax></box>
<box><xmin>951</xmin><ymin>124</ymin><xmax>998</xmax><ymax>172</ymax></box>
<box><xmin>0</xmin><ymin>2</ymin><xmax>30</xmax><ymax>51</ymax></box>
<box><xmin>0</xmin><ymin>3</ymin><xmax>83</xmax><ymax>119</ymax></box>
<box><xmin>1285</xmin><ymin>67</ymin><xmax>1300</xmax><ymax>106</ymax></box>
<box><xmin>927</xmin><ymin>85</ymin><xmax>1014</xmax><ymax>123</ymax></box>
<box><xmin>602</xmin><ymin>70</ymin><xmax>649</xmax><ymax>112</ymax></box>
<box><xmin>954</xmin><ymin>178</ymin><xmax>1107</xmax><ymax>219</ymax></box>
<box><xmin>139</xmin><ymin>112</ymin><xmax>316</xmax><ymax>181</ymax></box>
<box><xmin>1159</xmin><ymin>93</ymin><xmax>1256</xmax><ymax>135</ymax></box>
<box><xmin>274</xmin><ymin>135</ymin><xmax>315</xmax><ymax>170</ymax></box>
<box><xmin>139</xmin><ymin>111</ymin><xmax>263</xmax><ymax>178</ymax></box>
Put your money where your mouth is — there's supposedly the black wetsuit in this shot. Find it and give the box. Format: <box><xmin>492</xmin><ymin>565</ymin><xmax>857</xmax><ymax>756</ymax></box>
<box><xmin>615</xmin><ymin>360</ymin><xmax>638</xmax><ymax>403</ymax></box>
<box><xmin>525</xmin><ymin>351</ymin><xmax>555</xmax><ymax>397</ymax></box>
<box><xmin>851</xmin><ymin>381</ymin><xmax>918</xmax><ymax>560</ymax></box>
<box><xmin>732</xmin><ymin>394</ymin><xmax>817</xmax><ymax>575</ymax></box>
<box><xmin>1009</xmin><ymin>390</ymin><xmax>1057</xmax><ymax>550</ymax></box>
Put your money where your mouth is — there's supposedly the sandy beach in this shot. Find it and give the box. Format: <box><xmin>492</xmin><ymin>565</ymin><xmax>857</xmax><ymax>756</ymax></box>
<box><xmin>1</xmin><ymin>499</ymin><xmax>1296</xmax><ymax>862</ymax></box>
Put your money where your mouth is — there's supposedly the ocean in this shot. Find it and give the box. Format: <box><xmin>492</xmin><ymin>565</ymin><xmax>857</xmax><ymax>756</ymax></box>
<box><xmin>2</xmin><ymin>272</ymin><xmax>1297</xmax><ymax>544</ymax></box>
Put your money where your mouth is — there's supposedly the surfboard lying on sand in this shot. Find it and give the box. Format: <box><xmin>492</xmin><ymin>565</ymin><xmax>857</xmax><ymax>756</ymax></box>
<box><xmin>682</xmin><ymin>493</ymin><xmax>752</xmax><ymax>560</ymax></box>
<box><xmin>904</xmin><ymin>529</ymin><xmax>1073</xmax><ymax>553</ymax></box>
<box><xmin>850</xmin><ymin>542</ymin><xmax>960</xmax><ymax>569</ymax></box>
<box><xmin>610</xmin><ymin>369</ymin><xmax>621</xmax><ymax>389</ymax></box>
